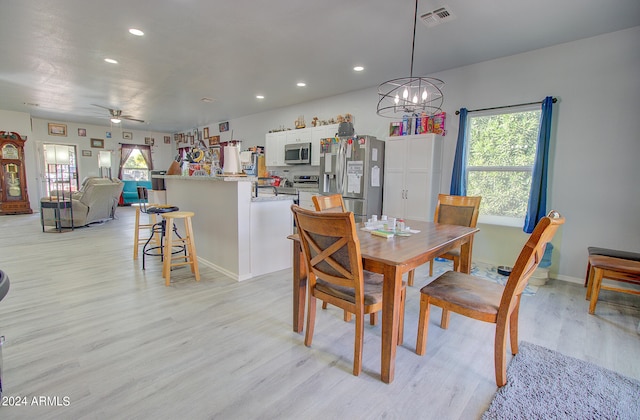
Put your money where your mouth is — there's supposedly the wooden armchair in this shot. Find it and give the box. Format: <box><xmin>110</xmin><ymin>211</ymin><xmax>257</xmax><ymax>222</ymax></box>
<box><xmin>409</xmin><ymin>194</ymin><xmax>481</xmax><ymax>286</ymax></box>
<box><xmin>415</xmin><ymin>210</ymin><xmax>564</xmax><ymax>386</ymax></box>
<box><xmin>291</xmin><ymin>205</ymin><xmax>406</xmax><ymax>376</ymax></box>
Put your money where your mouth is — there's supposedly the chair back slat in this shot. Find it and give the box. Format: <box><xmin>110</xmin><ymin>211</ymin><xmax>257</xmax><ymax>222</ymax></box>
<box><xmin>312</xmin><ymin>194</ymin><xmax>347</xmax><ymax>213</ymax></box>
<box><xmin>434</xmin><ymin>194</ymin><xmax>481</xmax><ymax>227</ymax></box>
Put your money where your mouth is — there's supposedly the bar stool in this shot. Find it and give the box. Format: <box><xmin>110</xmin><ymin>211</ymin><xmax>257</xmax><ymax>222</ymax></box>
<box><xmin>161</xmin><ymin>211</ymin><xmax>200</xmax><ymax>286</ymax></box>
<box><xmin>142</xmin><ymin>205</ymin><xmax>184</xmax><ymax>270</ymax></box>
<box><xmin>133</xmin><ymin>186</ymin><xmax>159</xmax><ymax>260</ymax></box>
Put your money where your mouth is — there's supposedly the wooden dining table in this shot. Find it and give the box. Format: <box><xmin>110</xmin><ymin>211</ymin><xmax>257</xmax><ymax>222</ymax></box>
<box><xmin>288</xmin><ymin>219</ymin><xmax>479</xmax><ymax>384</ymax></box>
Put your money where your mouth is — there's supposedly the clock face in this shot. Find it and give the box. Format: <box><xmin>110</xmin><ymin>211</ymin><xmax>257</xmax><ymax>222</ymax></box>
<box><xmin>1</xmin><ymin>144</ymin><xmax>19</xmax><ymax>160</ymax></box>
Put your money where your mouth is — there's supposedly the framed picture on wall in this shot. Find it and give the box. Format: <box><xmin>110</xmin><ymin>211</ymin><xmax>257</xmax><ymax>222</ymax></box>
<box><xmin>82</xmin><ymin>150</ymin><xmax>92</xmax><ymax>157</ymax></box>
<box><xmin>219</xmin><ymin>121</ymin><xmax>229</xmax><ymax>132</ymax></box>
<box><xmin>203</xmin><ymin>127</ymin><xmax>209</xmax><ymax>139</ymax></box>
<box><xmin>164</xmin><ymin>136</ymin><xmax>171</xmax><ymax>144</ymax></box>
<box><xmin>78</xmin><ymin>128</ymin><xmax>86</xmax><ymax>137</ymax></box>
<box><xmin>48</xmin><ymin>123</ymin><xmax>67</xmax><ymax>136</ymax></box>
<box><xmin>123</xmin><ymin>131</ymin><xmax>133</xmax><ymax>140</ymax></box>
<box><xmin>209</xmin><ymin>135</ymin><xmax>220</xmax><ymax>146</ymax></box>
<box><xmin>90</xmin><ymin>138</ymin><xmax>104</xmax><ymax>148</ymax></box>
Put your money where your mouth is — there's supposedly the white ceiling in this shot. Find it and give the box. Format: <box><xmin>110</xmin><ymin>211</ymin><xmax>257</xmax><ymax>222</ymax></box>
<box><xmin>1</xmin><ymin>0</ymin><xmax>638</xmax><ymax>133</ymax></box>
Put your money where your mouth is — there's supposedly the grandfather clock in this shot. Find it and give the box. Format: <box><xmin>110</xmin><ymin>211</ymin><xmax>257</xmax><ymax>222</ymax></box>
<box><xmin>0</xmin><ymin>131</ymin><xmax>33</xmax><ymax>215</ymax></box>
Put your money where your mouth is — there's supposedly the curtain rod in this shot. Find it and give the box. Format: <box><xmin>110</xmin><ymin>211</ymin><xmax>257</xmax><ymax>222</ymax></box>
<box><xmin>455</xmin><ymin>97</ymin><xmax>557</xmax><ymax>115</ymax></box>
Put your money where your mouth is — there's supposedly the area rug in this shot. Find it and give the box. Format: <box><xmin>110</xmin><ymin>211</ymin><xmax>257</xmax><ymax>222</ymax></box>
<box><xmin>482</xmin><ymin>341</ymin><xmax>640</xmax><ymax>420</ymax></box>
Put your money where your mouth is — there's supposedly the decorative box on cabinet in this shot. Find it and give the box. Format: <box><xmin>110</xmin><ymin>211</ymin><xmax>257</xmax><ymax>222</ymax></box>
<box><xmin>0</xmin><ymin>131</ymin><xmax>32</xmax><ymax>215</ymax></box>
<box><xmin>383</xmin><ymin>134</ymin><xmax>442</xmax><ymax>222</ymax></box>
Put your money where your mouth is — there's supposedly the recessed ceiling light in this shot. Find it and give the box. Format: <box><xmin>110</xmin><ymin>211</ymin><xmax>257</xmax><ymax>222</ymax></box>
<box><xmin>353</xmin><ymin>66</ymin><xmax>364</xmax><ymax>72</ymax></box>
<box><xmin>129</xmin><ymin>28</ymin><xmax>144</xmax><ymax>36</ymax></box>
<box><xmin>104</xmin><ymin>58</ymin><xmax>118</xmax><ymax>64</ymax></box>
<box><xmin>297</xmin><ymin>82</ymin><xmax>306</xmax><ymax>87</ymax></box>
<box><xmin>256</xmin><ymin>95</ymin><xmax>265</xmax><ymax>99</ymax></box>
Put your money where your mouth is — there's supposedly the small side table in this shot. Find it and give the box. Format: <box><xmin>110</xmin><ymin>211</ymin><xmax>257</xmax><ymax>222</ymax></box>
<box><xmin>40</xmin><ymin>198</ymin><xmax>74</xmax><ymax>232</ymax></box>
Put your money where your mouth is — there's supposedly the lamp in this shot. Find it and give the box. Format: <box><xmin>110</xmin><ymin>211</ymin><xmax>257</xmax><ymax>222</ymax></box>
<box><xmin>376</xmin><ymin>0</ymin><xmax>444</xmax><ymax>118</ymax></box>
<box><xmin>110</xmin><ymin>117</ymin><xmax>121</xmax><ymax>124</ymax></box>
<box><xmin>98</xmin><ymin>151</ymin><xmax>112</xmax><ymax>178</ymax></box>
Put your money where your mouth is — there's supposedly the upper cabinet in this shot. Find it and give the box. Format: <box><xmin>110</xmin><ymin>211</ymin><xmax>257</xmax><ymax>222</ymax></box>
<box><xmin>265</xmin><ymin>124</ymin><xmax>338</xmax><ymax>167</ymax></box>
<box><xmin>265</xmin><ymin>131</ymin><xmax>287</xmax><ymax>166</ymax></box>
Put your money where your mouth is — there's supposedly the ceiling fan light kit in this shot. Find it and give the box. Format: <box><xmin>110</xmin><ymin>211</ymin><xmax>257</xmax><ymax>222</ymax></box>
<box><xmin>377</xmin><ymin>0</ymin><xmax>445</xmax><ymax>118</ymax></box>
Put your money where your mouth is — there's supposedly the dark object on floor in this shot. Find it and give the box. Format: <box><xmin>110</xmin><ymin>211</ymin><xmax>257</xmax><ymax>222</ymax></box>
<box><xmin>0</xmin><ymin>269</ymin><xmax>10</xmax><ymax>398</ymax></box>
<box><xmin>497</xmin><ymin>266</ymin><xmax>512</xmax><ymax>276</ymax></box>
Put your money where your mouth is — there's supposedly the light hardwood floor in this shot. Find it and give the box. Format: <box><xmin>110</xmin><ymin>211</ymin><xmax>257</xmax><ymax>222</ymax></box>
<box><xmin>0</xmin><ymin>206</ymin><xmax>638</xmax><ymax>419</ymax></box>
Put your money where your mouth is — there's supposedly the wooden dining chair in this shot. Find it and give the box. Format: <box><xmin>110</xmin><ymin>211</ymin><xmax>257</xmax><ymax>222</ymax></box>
<box><xmin>291</xmin><ymin>205</ymin><xmax>406</xmax><ymax>376</ymax></box>
<box><xmin>415</xmin><ymin>210</ymin><xmax>564</xmax><ymax>387</ymax></box>
<box><xmin>410</xmin><ymin>194</ymin><xmax>481</xmax><ymax>286</ymax></box>
<box><xmin>312</xmin><ymin>194</ymin><xmax>360</xmax><ymax>322</ymax></box>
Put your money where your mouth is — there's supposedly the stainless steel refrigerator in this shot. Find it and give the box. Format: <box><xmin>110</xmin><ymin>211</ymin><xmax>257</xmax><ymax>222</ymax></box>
<box><xmin>318</xmin><ymin>135</ymin><xmax>385</xmax><ymax>221</ymax></box>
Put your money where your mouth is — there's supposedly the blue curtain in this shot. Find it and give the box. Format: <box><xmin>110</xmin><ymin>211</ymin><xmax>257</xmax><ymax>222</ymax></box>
<box><xmin>524</xmin><ymin>96</ymin><xmax>553</xmax><ymax>233</ymax></box>
<box><xmin>450</xmin><ymin>108</ymin><xmax>468</xmax><ymax>196</ymax></box>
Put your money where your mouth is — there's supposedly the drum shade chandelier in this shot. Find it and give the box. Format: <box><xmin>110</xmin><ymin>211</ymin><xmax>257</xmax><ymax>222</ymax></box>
<box><xmin>377</xmin><ymin>0</ymin><xmax>444</xmax><ymax>118</ymax></box>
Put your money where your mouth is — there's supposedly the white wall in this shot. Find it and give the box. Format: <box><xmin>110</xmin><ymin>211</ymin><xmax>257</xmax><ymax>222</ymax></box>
<box><xmin>219</xmin><ymin>26</ymin><xmax>640</xmax><ymax>281</ymax></box>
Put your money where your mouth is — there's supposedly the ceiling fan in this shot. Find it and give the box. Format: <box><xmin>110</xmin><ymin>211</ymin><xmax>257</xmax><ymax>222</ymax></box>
<box><xmin>91</xmin><ymin>104</ymin><xmax>145</xmax><ymax>124</ymax></box>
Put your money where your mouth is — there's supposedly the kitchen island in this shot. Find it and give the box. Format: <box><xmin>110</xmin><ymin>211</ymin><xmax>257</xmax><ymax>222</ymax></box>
<box><xmin>159</xmin><ymin>175</ymin><xmax>294</xmax><ymax>281</ymax></box>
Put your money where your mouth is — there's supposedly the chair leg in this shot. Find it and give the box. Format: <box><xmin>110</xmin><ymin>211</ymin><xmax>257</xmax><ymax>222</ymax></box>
<box><xmin>584</xmin><ymin>261</ymin><xmax>592</xmax><ymax>287</ymax></box>
<box><xmin>344</xmin><ymin>311</ymin><xmax>352</xmax><ymax>322</ymax></box>
<box><xmin>305</xmin><ymin>294</ymin><xmax>317</xmax><ymax>347</ymax></box>
<box><xmin>509</xmin><ymin>296</ymin><xmax>521</xmax><ymax>355</ymax></box>
<box><xmin>440</xmin><ymin>309</ymin><xmax>450</xmax><ymax>329</ymax></box>
<box><xmin>408</xmin><ymin>270</ymin><xmax>415</xmax><ymax>286</ymax></box>
<box><xmin>133</xmin><ymin>207</ymin><xmax>141</xmax><ymax>259</ymax></box>
<box><xmin>585</xmin><ymin>265</ymin><xmax>596</xmax><ymax>300</ymax></box>
<box><xmin>322</xmin><ymin>301</ymin><xmax>328</xmax><ymax>309</ymax></box>
<box><xmin>397</xmin><ymin>288</ymin><xmax>406</xmax><ymax>346</ymax></box>
<box><xmin>494</xmin><ymin>317</ymin><xmax>510</xmax><ymax>387</ymax></box>
<box><xmin>452</xmin><ymin>256</ymin><xmax>460</xmax><ymax>272</ymax></box>
<box><xmin>353</xmin><ymin>308</ymin><xmax>364</xmax><ymax>376</ymax></box>
<box><xmin>416</xmin><ymin>295</ymin><xmax>431</xmax><ymax>355</ymax></box>
<box><xmin>588</xmin><ymin>267</ymin><xmax>604</xmax><ymax>315</ymax></box>
<box><xmin>429</xmin><ymin>260</ymin><xmax>433</xmax><ymax>277</ymax></box>
<box><xmin>370</xmin><ymin>312</ymin><xmax>377</xmax><ymax>326</ymax></box>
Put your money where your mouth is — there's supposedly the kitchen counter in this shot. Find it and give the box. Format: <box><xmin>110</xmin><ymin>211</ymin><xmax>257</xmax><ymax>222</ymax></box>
<box><xmin>162</xmin><ymin>175</ymin><xmax>294</xmax><ymax>281</ymax></box>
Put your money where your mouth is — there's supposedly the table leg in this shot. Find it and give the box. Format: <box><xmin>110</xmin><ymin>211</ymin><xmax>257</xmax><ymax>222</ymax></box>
<box><xmin>459</xmin><ymin>238</ymin><xmax>473</xmax><ymax>274</ymax></box>
<box><xmin>292</xmin><ymin>240</ymin><xmax>307</xmax><ymax>334</ymax></box>
<box><xmin>381</xmin><ymin>264</ymin><xmax>403</xmax><ymax>384</ymax></box>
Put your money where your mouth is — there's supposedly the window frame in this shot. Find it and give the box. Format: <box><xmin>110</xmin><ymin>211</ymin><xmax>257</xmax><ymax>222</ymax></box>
<box><xmin>465</xmin><ymin>104</ymin><xmax>540</xmax><ymax>227</ymax></box>
<box><xmin>121</xmin><ymin>148</ymin><xmax>150</xmax><ymax>181</ymax></box>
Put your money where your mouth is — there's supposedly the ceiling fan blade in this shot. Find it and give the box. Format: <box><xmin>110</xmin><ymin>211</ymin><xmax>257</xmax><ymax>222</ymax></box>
<box><xmin>122</xmin><ymin>116</ymin><xmax>145</xmax><ymax>123</ymax></box>
<box><xmin>91</xmin><ymin>104</ymin><xmax>114</xmax><ymax>111</ymax></box>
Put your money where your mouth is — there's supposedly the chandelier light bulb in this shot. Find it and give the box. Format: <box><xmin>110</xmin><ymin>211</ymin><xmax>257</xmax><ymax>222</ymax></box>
<box><xmin>422</xmin><ymin>89</ymin><xmax>428</xmax><ymax>101</ymax></box>
<box><xmin>413</xmin><ymin>94</ymin><xmax>418</xmax><ymax>104</ymax></box>
<box><xmin>394</xmin><ymin>94</ymin><xmax>400</xmax><ymax>104</ymax></box>
<box><xmin>402</xmin><ymin>88</ymin><xmax>409</xmax><ymax>99</ymax></box>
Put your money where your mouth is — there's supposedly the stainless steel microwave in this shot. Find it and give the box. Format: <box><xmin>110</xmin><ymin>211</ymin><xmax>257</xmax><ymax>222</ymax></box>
<box><xmin>284</xmin><ymin>142</ymin><xmax>311</xmax><ymax>165</ymax></box>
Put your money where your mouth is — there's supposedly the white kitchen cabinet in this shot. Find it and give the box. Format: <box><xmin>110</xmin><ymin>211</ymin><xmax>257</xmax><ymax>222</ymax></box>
<box><xmin>310</xmin><ymin>124</ymin><xmax>339</xmax><ymax>166</ymax></box>
<box><xmin>265</xmin><ymin>131</ymin><xmax>287</xmax><ymax>166</ymax></box>
<box><xmin>383</xmin><ymin>134</ymin><xmax>442</xmax><ymax>222</ymax></box>
<box><xmin>285</xmin><ymin>128</ymin><xmax>311</xmax><ymax>144</ymax></box>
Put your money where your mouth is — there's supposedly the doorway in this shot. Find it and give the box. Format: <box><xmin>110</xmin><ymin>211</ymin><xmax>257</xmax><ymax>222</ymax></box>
<box><xmin>42</xmin><ymin>144</ymin><xmax>79</xmax><ymax>196</ymax></box>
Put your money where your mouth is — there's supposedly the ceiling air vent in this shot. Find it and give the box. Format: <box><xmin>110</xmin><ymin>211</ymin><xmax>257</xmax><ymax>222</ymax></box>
<box><xmin>420</xmin><ymin>5</ymin><xmax>456</xmax><ymax>28</ymax></box>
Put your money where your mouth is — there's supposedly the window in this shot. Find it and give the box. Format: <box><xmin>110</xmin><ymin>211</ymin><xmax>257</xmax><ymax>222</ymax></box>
<box><xmin>121</xmin><ymin>148</ymin><xmax>150</xmax><ymax>181</ymax></box>
<box><xmin>466</xmin><ymin>106</ymin><xmax>541</xmax><ymax>226</ymax></box>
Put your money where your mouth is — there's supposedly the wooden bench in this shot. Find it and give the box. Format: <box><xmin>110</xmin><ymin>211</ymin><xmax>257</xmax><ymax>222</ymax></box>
<box><xmin>586</xmin><ymin>255</ymin><xmax>640</xmax><ymax>314</ymax></box>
